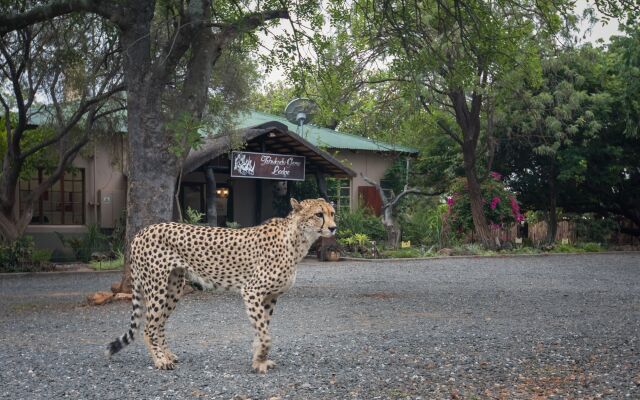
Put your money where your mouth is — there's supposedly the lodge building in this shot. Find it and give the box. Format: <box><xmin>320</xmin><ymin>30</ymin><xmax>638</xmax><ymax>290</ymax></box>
<box><xmin>21</xmin><ymin>111</ymin><xmax>417</xmax><ymax>259</ymax></box>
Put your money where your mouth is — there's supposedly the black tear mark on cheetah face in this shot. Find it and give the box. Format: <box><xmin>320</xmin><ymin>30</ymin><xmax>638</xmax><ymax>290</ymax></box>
<box><xmin>290</xmin><ymin>198</ymin><xmax>337</xmax><ymax>238</ymax></box>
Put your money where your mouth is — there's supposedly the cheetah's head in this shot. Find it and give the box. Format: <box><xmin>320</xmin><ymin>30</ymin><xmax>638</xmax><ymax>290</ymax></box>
<box><xmin>290</xmin><ymin>198</ymin><xmax>337</xmax><ymax>239</ymax></box>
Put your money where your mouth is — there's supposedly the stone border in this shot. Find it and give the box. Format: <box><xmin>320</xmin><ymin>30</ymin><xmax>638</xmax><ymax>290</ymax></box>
<box><xmin>340</xmin><ymin>250</ymin><xmax>640</xmax><ymax>263</ymax></box>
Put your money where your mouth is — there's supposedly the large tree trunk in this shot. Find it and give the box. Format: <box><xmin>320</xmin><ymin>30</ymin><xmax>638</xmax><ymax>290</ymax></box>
<box><xmin>117</xmin><ymin>10</ymin><xmax>179</xmax><ymax>293</ymax></box>
<box><xmin>0</xmin><ymin>207</ymin><xmax>32</xmax><ymax>244</ymax></box>
<box><xmin>464</xmin><ymin>162</ymin><xmax>496</xmax><ymax>249</ymax></box>
<box><xmin>112</xmin><ymin>1</ymin><xmax>288</xmax><ymax>293</ymax></box>
<box><xmin>450</xmin><ymin>89</ymin><xmax>496</xmax><ymax>250</ymax></box>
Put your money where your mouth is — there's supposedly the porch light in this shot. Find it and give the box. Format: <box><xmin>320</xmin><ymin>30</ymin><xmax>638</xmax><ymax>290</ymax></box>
<box><xmin>216</xmin><ymin>187</ymin><xmax>229</xmax><ymax>198</ymax></box>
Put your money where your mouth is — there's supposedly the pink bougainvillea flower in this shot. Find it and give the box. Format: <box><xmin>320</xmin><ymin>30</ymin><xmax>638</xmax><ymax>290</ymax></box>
<box><xmin>446</xmin><ymin>197</ymin><xmax>455</xmax><ymax>206</ymax></box>
<box><xmin>490</xmin><ymin>196</ymin><xmax>501</xmax><ymax>210</ymax></box>
<box><xmin>509</xmin><ymin>195</ymin><xmax>525</xmax><ymax>222</ymax></box>
<box><xmin>509</xmin><ymin>196</ymin><xmax>520</xmax><ymax>215</ymax></box>
<box><xmin>490</xmin><ymin>171</ymin><xmax>502</xmax><ymax>181</ymax></box>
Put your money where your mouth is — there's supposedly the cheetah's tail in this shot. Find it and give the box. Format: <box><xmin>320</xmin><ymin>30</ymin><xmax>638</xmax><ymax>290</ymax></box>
<box><xmin>105</xmin><ymin>283</ymin><xmax>144</xmax><ymax>358</ymax></box>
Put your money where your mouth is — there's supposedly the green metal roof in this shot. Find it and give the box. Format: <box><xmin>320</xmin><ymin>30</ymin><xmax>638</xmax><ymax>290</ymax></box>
<box><xmin>235</xmin><ymin>111</ymin><xmax>418</xmax><ymax>154</ymax></box>
<box><xmin>27</xmin><ymin>107</ymin><xmax>417</xmax><ymax>154</ymax></box>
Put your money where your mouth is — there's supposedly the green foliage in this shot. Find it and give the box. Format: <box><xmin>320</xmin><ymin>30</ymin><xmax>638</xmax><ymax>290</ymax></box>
<box><xmin>167</xmin><ymin>112</ymin><xmax>205</xmax><ymax>159</ymax></box>
<box><xmin>575</xmin><ymin>215</ymin><xmax>617</xmax><ymax>243</ymax></box>
<box><xmin>338</xmin><ymin>233</ymin><xmax>370</xmax><ymax>248</ymax></box>
<box><xmin>580</xmin><ymin>242</ymin><xmax>604</xmax><ymax>252</ymax></box>
<box><xmin>0</xmin><ymin>117</ymin><xmax>58</xmax><ymax>180</ymax></box>
<box><xmin>450</xmin><ymin>243</ymin><xmax>496</xmax><ymax>256</ymax></box>
<box><xmin>495</xmin><ymin>39</ymin><xmax>640</xmax><ymax>228</ymax></box>
<box><xmin>552</xmin><ymin>243</ymin><xmax>585</xmax><ymax>253</ymax></box>
<box><xmin>0</xmin><ymin>236</ymin><xmax>53</xmax><ymax>272</ymax></box>
<box><xmin>184</xmin><ymin>207</ymin><xmax>205</xmax><ymax>225</ymax></box>
<box><xmin>382</xmin><ymin>247</ymin><xmax>429</xmax><ymax>259</ymax></box>
<box><xmin>611</xmin><ymin>24</ymin><xmax>640</xmax><ymax>138</ymax></box>
<box><xmin>382</xmin><ymin>158</ymin><xmax>408</xmax><ymax>196</ymax></box>
<box><xmin>252</xmin><ymin>82</ymin><xmax>295</xmax><ymax>117</ymax></box>
<box><xmin>204</xmin><ymin>48</ymin><xmax>261</xmax><ymax>146</ymax></box>
<box><xmin>336</xmin><ymin>207</ymin><xmax>386</xmax><ymax>242</ymax></box>
<box><xmin>291</xmin><ymin>179</ymin><xmax>320</xmax><ymax>200</ymax></box>
<box><xmin>56</xmin><ymin>224</ymin><xmax>109</xmax><ymax>262</ymax></box>
<box><xmin>225</xmin><ymin>221</ymin><xmax>241</xmax><ymax>229</ymax></box>
<box><xmin>401</xmin><ymin>202</ymin><xmax>451</xmax><ymax>248</ymax></box>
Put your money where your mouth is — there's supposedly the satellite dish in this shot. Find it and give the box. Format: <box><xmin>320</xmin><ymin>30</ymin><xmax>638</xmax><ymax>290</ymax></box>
<box><xmin>284</xmin><ymin>98</ymin><xmax>318</xmax><ymax>138</ymax></box>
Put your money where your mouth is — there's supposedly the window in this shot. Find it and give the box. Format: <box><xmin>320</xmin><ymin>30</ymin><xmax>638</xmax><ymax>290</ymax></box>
<box><xmin>19</xmin><ymin>169</ymin><xmax>85</xmax><ymax>225</ymax></box>
<box><xmin>327</xmin><ymin>178</ymin><xmax>351</xmax><ymax>214</ymax></box>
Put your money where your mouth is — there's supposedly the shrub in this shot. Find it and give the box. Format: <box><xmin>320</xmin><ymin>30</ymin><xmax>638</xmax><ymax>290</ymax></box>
<box><xmin>450</xmin><ymin>243</ymin><xmax>494</xmax><ymax>256</ymax></box>
<box><xmin>580</xmin><ymin>242</ymin><xmax>604</xmax><ymax>252</ymax></box>
<box><xmin>382</xmin><ymin>248</ymin><xmax>429</xmax><ymax>258</ymax></box>
<box><xmin>336</xmin><ymin>207</ymin><xmax>386</xmax><ymax>242</ymax></box>
<box><xmin>446</xmin><ymin>175</ymin><xmax>523</xmax><ymax>237</ymax></box>
<box><xmin>56</xmin><ymin>224</ymin><xmax>110</xmax><ymax>262</ymax></box>
<box><xmin>184</xmin><ymin>207</ymin><xmax>205</xmax><ymax>224</ymax></box>
<box><xmin>553</xmin><ymin>243</ymin><xmax>584</xmax><ymax>253</ymax></box>
<box><xmin>575</xmin><ymin>215</ymin><xmax>616</xmax><ymax>244</ymax></box>
<box><xmin>401</xmin><ymin>203</ymin><xmax>451</xmax><ymax>247</ymax></box>
<box><xmin>0</xmin><ymin>236</ymin><xmax>53</xmax><ymax>272</ymax></box>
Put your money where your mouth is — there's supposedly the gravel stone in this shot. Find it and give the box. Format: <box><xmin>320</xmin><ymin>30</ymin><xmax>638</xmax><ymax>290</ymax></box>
<box><xmin>0</xmin><ymin>253</ymin><xmax>638</xmax><ymax>399</ymax></box>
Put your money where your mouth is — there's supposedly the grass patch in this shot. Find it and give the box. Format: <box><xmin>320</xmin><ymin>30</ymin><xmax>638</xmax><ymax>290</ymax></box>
<box><xmin>89</xmin><ymin>254</ymin><xmax>124</xmax><ymax>271</ymax></box>
<box><xmin>505</xmin><ymin>246</ymin><xmax>542</xmax><ymax>255</ymax></box>
<box><xmin>382</xmin><ymin>248</ymin><xmax>432</xmax><ymax>258</ymax></box>
<box><xmin>551</xmin><ymin>242</ymin><xmax>605</xmax><ymax>253</ymax></box>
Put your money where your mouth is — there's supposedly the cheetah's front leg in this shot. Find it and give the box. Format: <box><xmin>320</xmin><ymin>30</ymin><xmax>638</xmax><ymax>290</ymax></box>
<box><xmin>241</xmin><ymin>287</ymin><xmax>277</xmax><ymax>373</ymax></box>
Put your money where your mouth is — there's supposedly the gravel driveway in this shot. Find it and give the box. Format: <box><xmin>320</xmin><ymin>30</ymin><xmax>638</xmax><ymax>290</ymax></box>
<box><xmin>1</xmin><ymin>253</ymin><xmax>638</xmax><ymax>399</ymax></box>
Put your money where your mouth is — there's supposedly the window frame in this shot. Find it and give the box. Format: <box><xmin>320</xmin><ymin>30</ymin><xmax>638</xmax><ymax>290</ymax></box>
<box><xmin>20</xmin><ymin>168</ymin><xmax>86</xmax><ymax>225</ymax></box>
<box><xmin>327</xmin><ymin>177</ymin><xmax>351</xmax><ymax>214</ymax></box>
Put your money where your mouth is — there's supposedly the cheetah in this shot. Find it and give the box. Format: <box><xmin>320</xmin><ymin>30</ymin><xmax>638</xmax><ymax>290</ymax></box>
<box><xmin>106</xmin><ymin>198</ymin><xmax>337</xmax><ymax>373</ymax></box>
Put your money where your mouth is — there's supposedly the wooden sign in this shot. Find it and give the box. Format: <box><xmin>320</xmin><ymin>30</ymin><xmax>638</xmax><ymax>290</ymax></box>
<box><xmin>230</xmin><ymin>151</ymin><xmax>306</xmax><ymax>181</ymax></box>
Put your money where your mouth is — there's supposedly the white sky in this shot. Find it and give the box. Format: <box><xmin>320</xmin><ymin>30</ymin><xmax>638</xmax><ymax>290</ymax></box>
<box><xmin>575</xmin><ymin>0</ymin><xmax>623</xmax><ymax>44</ymax></box>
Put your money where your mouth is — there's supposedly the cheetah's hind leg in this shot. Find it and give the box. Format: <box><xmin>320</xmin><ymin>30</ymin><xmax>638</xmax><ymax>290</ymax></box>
<box><xmin>142</xmin><ymin>271</ymin><xmax>176</xmax><ymax>370</ymax></box>
<box><xmin>159</xmin><ymin>267</ymin><xmax>186</xmax><ymax>364</ymax></box>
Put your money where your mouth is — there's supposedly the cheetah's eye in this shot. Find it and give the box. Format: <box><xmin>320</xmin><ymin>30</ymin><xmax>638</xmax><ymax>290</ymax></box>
<box><xmin>315</xmin><ymin>212</ymin><xmax>323</xmax><ymax>218</ymax></box>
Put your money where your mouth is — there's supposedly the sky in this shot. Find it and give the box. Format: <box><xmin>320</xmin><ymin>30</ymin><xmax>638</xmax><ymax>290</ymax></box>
<box><xmin>575</xmin><ymin>0</ymin><xmax>623</xmax><ymax>44</ymax></box>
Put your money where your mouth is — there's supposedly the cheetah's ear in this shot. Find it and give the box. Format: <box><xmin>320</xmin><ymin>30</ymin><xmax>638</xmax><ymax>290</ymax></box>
<box><xmin>290</xmin><ymin>198</ymin><xmax>302</xmax><ymax>211</ymax></box>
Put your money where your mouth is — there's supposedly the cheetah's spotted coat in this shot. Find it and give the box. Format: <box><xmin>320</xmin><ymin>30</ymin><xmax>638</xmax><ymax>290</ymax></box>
<box><xmin>106</xmin><ymin>198</ymin><xmax>336</xmax><ymax>373</ymax></box>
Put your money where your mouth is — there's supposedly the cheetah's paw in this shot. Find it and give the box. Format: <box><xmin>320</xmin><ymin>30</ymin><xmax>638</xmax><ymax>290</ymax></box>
<box><xmin>252</xmin><ymin>359</ymin><xmax>275</xmax><ymax>373</ymax></box>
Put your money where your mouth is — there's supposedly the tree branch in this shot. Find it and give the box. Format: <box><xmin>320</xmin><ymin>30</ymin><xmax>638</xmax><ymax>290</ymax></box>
<box><xmin>219</xmin><ymin>8</ymin><xmax>289</xmax><ymax>37</ymax></box>
<box><xmin>361</xmin><ymin>173</ymin><xmax>433</xmax><ymax>212</ymax></box>
<box><xmin>26</xmin><ymin>108</ymin><xmax>97</xmax><ymax>203</ymax></box>
<box><xmin>361</xmin><ymin>173</ymin><xmax>389</xmax><ymax>205</ymax></box>
<box><xmin>0</xmin><ymin>0</ymin><xmax>126</xmax><ymax>35</ymax></box>
<box><xmin>20</xmin><ymin>83</ymin><xmax>125</xmax><ymax>159</ymax></box>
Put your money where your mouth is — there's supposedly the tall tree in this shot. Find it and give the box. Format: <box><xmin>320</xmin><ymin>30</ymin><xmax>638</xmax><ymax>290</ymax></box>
<box><xmin>332</xmin><ymin>0</ymin><xmax>572</xmax><ymax>248</ymax></box>
<box><xmin>495</xmin><ymin>29</ymin><xmax>640</xmax><ymax>238</ymax></box>
<box><xmin>0</xmin><ymin>9</ymin><xmax>124</xmax><ymax>242</ymax></box>
<box><xmin>1</xmin><ymin>0</ymin><xmax>313</xmax><ymax>292</ymax></box>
